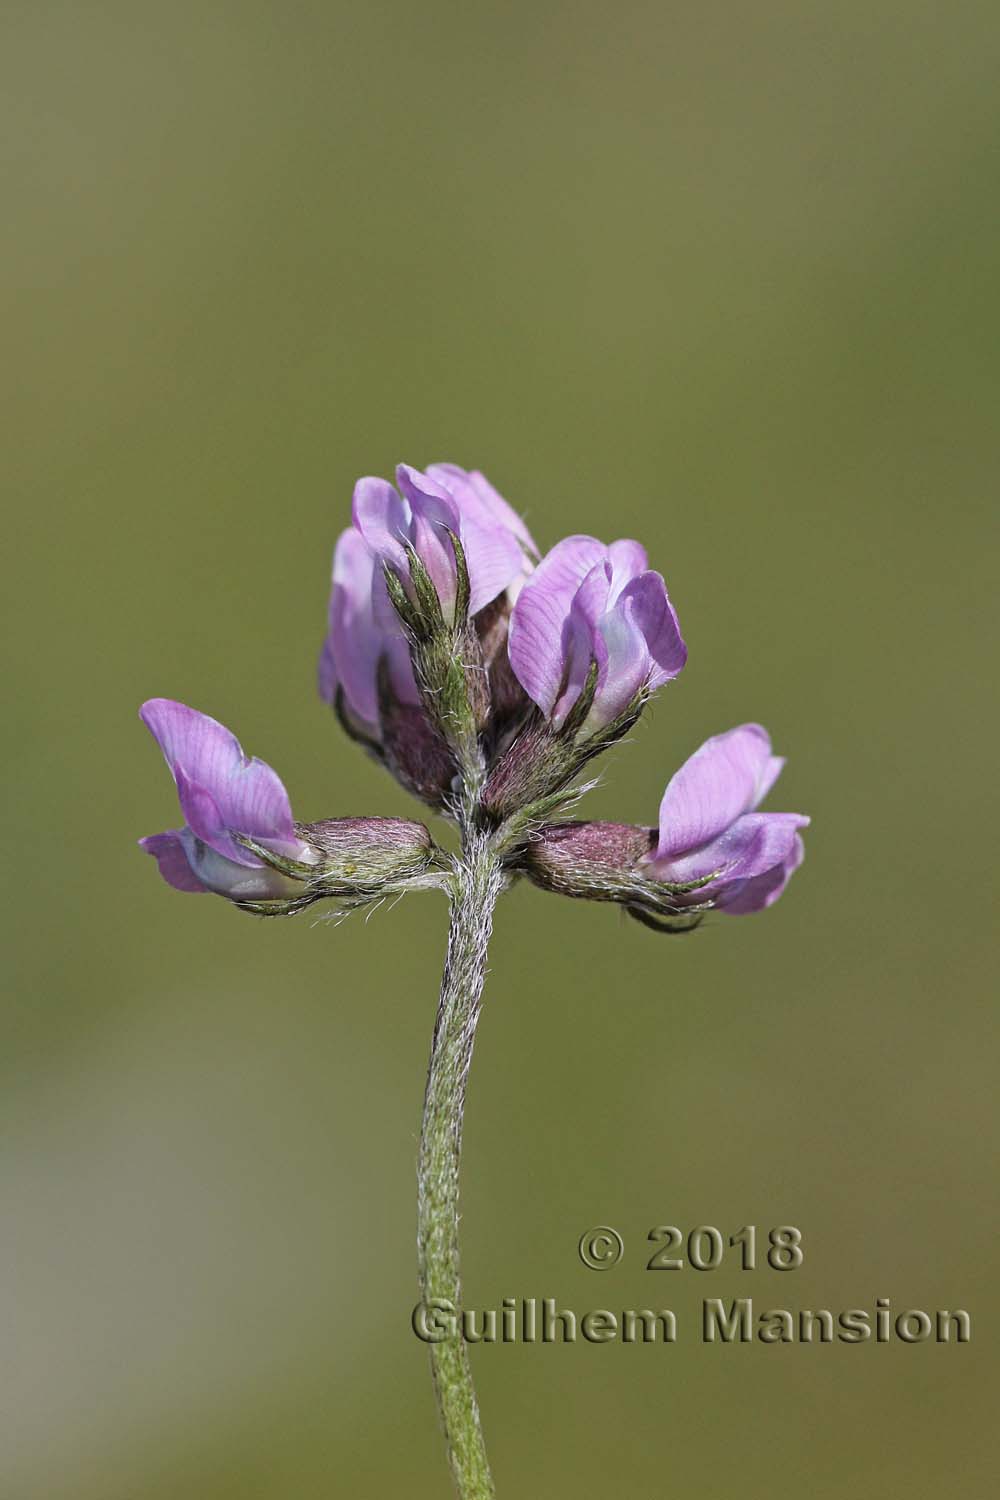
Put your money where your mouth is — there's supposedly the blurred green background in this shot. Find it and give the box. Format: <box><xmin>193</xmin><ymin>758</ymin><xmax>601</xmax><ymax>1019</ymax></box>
<box><xmin>3</xmin><ymin>1</ymin><xmax>998</xmax><ymax>1495</ymax></box>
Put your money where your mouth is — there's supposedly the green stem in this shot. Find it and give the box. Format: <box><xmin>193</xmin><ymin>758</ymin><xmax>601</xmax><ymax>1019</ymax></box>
<box><xmin>417</xmin><ymin>831</ymin><xmax>503</xmax><ymax>1498</ymax></box>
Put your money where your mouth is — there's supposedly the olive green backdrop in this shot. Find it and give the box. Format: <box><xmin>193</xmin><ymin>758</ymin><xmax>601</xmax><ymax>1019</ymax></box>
<box><xmin>3</xmin><ymin>2</ymin><xmax>997</xmax><ymax>1496</ymax></box>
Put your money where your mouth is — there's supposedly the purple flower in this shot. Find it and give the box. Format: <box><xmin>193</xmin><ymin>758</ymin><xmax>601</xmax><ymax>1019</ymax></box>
<box><xmin>139</xmin><ymin>699</ymin><xmax>315</xmax><ymax>900</ymax></box>
<box><xmin>508</xmin><ymin>535</ymin><xmax>686</xmax><ymax>730</ymax></box>
<box><xmin>644</xmin><ymin>723</ymin><xmax>808</xmax><ymax>914</ymax></box>
<box><xmin>319</xmin><ymin>463</ymin><xmax>536</xmax><ymax>733</ymax></box>
<box><xmin>352</xmin><ymin>462</ymin><xmax>534</xmax><ymax>624</ymax></box>
<box><xmin>318</xmin><ymin>526</ymin><xmax>421</xmax><ymax>734</ymax></box>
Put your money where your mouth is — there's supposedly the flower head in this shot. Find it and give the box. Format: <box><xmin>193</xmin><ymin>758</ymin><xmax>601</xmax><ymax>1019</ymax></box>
<box><xmin>142</xmin><ymin>457</ymin><xmax>808</xmax><ymax>934</ymax></box>
<box><xmin>508</xmin><ymin>535</ymin><xmax>686</xmax><ymax>730</ymax></box>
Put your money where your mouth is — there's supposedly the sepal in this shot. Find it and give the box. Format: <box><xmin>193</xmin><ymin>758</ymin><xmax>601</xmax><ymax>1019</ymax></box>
<box><xmin>221</xmin><ymin>817</ymin><xmax>443</xmax><ymax>916</ymax></box>
<box><xmin>518</xmin><ymin>820</ymin><xmax>716</xmax><ymax>933</ymax></box>
<box><xmin>481</xmin><ymin>686</ymin><xmax>647</xmax><ymax>824</ymax></box>
<box><xmin>376</xmin><ymin>658</ymin><xmax>458</xmax><ymax>807</ymax></box>
<box><xmin>382</xmin><ymin>533</ymin><xmax>485</xmax><ymax>774</ymax></box>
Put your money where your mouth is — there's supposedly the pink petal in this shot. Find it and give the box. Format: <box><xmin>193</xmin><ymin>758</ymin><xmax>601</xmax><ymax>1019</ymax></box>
<box><xmin>179</xmin><ymin>837</ymin><xmax>307</xmax><ymax>902</ymax></box>
<box><xmin>140</xmin><ymin>699</ymin><xmax>244</xmax><ymax>790</ymax></box>
<box><xmin>141</xmin><ymin>700</ymin><xmax>299</xmax><ymax>863</ymax></box>
<box><xmin>716</xmin><ymin>831</ymin><xmax>806</xmax><ymax>914</ymax></box>
<box><xmin>139</xmin><ymin>831</ymin><xmax>209</xmax><ymax>893</ymax></box>
<box><xmin>400</xmin><ymin>464</ymin><xmax>523</xmax><ymax>614</ymax></box>
<box><xmin>607</xmin><ymin>539</ymin><xmax>648</xmax><ymax>595</ymax></box>
<box><xmin>325</xmin><ymin>528</ymin><xmax>384</xmax><ymax>725</ymax></box>
<box><xmin>508</xmin><ymin>535</ymin><xmax>607</xmax><ymax>714</ymax></box>
<box><xmin>395</xmin><ymin>463</ymin><xmax>460</xmax><ymax>529</ymax></box>
<box><xmin>551</xmin><ymin>560</ymin><xmax>614</xmax><ymax>725</ymax></box>
<box><xmin>396</xmin><ymin>465</ymin><xmax>464</xmax><ymax>610</ymax></box>
<box><xmin>568</xmin><ymin>558</ymin><xmax>613</xmax><ymax>629</ymax></box>
<box><xmin>590</xmin><ymin>607</ymin><xmax>652</xmax><ymax>725</ymax></box>
<box><xmin>650</xmin><ymin>811</ymin><xmax>809</xmax><ymax>886</ymax></box>
<box><xmin>426</xmin><ymin>462</ymin><xmax>539</xmax><ymax>556</ymax></box>
<box><xmin>655</xmin><ymin>724</ymin><xmax>777</xmax><ymax>859</ymax></box>
<box><xmin>317</xmin><ymin>635</ymin><xmax>339</xmax><ymax>706</ymax></box>
<box><xmin>216</xmin><ymin>758</ymin><xmax>300</xmax><ymax>854</ymax></box>
<box><xmin>459</xmin><ymin>515</ymin><xmax>526</xmax><ymax>613</ymax></box>
<box><xmin>175</xmin><ymin>767</ymin><xmax>257</xmax><ymax>866</ymax></box>
<box><xmin>351</xmin><ymin>475</ymin><xmax>410</xmax><ymax>575</ymax></box>
<box><xmin>616</xmin><ymin>571</ymin><xmax>687</xmax><ymax>691</ymax></box>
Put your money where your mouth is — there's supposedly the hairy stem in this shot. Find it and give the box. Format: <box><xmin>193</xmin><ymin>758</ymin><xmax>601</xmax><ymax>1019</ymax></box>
<box><xmin>417</xmin><ymin>831</ymin><xmax>503</xmax><ymax>1498</ymax></box>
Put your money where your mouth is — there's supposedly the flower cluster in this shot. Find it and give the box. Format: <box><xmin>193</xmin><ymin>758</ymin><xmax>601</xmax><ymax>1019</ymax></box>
<box><xmin>140</xmin><ymin>460</ymin><xmax>807</xmax><ymax>926</ymax></box>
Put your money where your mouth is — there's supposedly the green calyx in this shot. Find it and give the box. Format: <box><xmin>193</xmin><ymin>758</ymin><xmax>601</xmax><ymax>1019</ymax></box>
<box><xmin>232</xmin><ymin>822</ymin><xmax>446</xmax><ymax>917</ymax></box>
<box><xmin>381</xmin><ymin>534</ymin><xmax>484</xmax><ymax>782</ymax></box>
<box><xmin>480</xmin><ymin>675</ymin><xmax>649</xmax><ymax>835</ymax></box>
